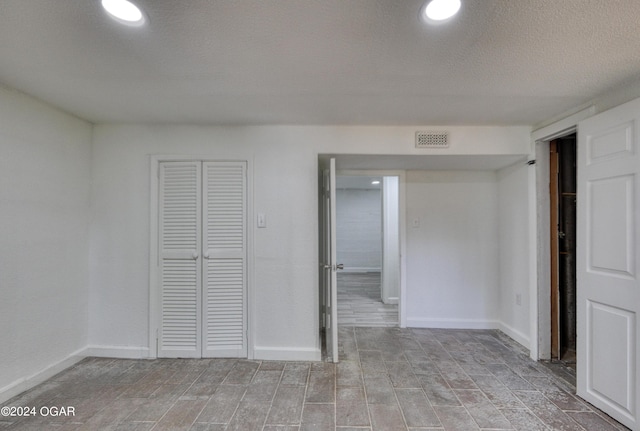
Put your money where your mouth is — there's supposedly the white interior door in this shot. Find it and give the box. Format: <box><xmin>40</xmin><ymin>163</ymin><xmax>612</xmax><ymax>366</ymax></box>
<box><xmin>202</xmin><ymin>161</ymin><xmax>247</xmax><ymax>358</ymax></box>
<box><xmin>577</xmin><ymin>98</ymin><xmax>640</xmax><ymax>430</ymax></box>
<box><xmin>158</xmin><ymin>161</ymin><xmax>202</xmax><ymax>358</ymax></box>
<box><xmin>321</xmin><ymin>158</ymin><xmax>339</xmax><ymax>363</ymax></box>
<box><xmin>158</xmin><ymin>160</ymin><xmax>247</xmax><ymax>359</ymax></box>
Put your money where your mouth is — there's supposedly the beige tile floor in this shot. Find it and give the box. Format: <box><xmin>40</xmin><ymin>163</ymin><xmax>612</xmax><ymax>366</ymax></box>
<box><xmin>0</xmin><ymin>327</ymin><xmax>629</xmax><ymax>430</ymax></box>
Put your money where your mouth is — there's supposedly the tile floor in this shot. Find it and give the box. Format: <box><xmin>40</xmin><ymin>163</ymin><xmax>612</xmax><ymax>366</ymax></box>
<box><xmin>0</xmin><ymin>328</ymin><xmax>629</xmax><ymax>431</ymax></box>
<box><xmin>337</xmin><ymin>272</ymin><xmax>398</xmax><ymax>327</ymax></box>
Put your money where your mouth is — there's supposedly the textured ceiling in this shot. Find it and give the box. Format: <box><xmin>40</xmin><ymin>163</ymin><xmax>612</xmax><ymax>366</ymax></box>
<box><xmin>1</xmin><ymin>0</ymin><xmax>639</xmax><ymax>126</ymax></box>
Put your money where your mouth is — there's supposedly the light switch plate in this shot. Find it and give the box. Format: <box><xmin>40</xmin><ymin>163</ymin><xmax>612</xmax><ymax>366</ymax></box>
<box><xmin>257</xmin><ymin>213</ymin><xmax>266</xmax><ymax>228</ymax></box>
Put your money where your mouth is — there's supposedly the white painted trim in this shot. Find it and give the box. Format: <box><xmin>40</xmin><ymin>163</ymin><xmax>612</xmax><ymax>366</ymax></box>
<box><xmin>149</xmin><ymin>154</ymin><xmax>254</xmax><ymax>360</ymax></box>
<box><xmin>534</xmin><ymin>142</ymin><xmax>552</xmax><ymax>361</ymax></box>
<box><xmin>528</xmin><ymin>108</ymin><xmax>596</xmax><ymax>361</ymax></box>
<box><xmin>149</xmin><ymin>157</ymin><xmax>160</xmax><ymax>359</ymax></box>
<box><xmin>0</xmin><ymin>348</ymin><xmax>86</xmax><ymax>404</ymax></box>
<box><xmin>399</xmin><ymin>173</ymin><xmax>407</xmax><ymax>328</ymax></box>
<box><xmin>384</xmin><ymin>296</ymin><xmax>399</xmax><ymax>305</ymax></box>
<box><xmin>381</xmin><ymin>176</ymin><xmax>400</xmax><ymax>305</ymax></box>
<box><xmin>342</xmin><ymin>267</ymin><xmax>381</xmax><ymax>273</ymax></box>
<box><xmin>531</xmin><ymin>106</ymin><xmax>595</xmax><ymax>143</ymax></box>
<box><xmin>406</xmin><ymin>317</ymin><xmax>500</xmax><ymax>329</ymax></box>
<box><xmin>82</xmin><ymin>345</ymin><xmax>151</xmax><ymax>359</ymax></box>
<box><xmin>253</xmin><ymin>347</ymin><xmax>321</xmax><ymax>362</ymax></box>
<box><xmin>527</xmin><ymin>153</ymin><xmax>539</xmax><ymax>361</ymax></box>
<box><xmin>406</xmin><ymin>318</ymin><xmax>530</xmax><ymax>350</ymax></box>
<box><xmin>497</xmin><ymin>322</ymin><xmax>530</xmax><ymax>350</ymax></box>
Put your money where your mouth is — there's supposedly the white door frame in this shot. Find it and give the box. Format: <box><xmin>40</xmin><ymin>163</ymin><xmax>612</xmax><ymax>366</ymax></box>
<box><xmin>336</xmin><ymin>169</ymin><xmax>407</xmax><ymax>327</ymax></box>
<box><xmin>149</xmin><ymin>155</ymin><xmax>254</xmax><ymax>359</ymax></box>
<box><xmin>381</xmin><ymin>176</ymin><xmax>400</xmax><ymax>305</ymax></box>
<box><xmin>529</xmin><ymin>107</ymin><xmax>595</xmax><ymax>361</ymax></box>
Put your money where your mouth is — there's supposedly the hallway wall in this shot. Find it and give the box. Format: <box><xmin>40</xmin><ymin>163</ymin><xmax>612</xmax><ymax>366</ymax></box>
<box><xmin>405</xmin><ymin>170</ymin><xmax>500</xmax><ymax>328</ymax></box>
<box><xmin>336</xmin><ymin>188</ymin><xmax>382</xmax><ymax>272</ymax></box>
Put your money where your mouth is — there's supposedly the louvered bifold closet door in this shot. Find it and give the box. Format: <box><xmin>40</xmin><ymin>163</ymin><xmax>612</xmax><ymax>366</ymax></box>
<box><xmin>158</xmin><ymin>162</ymin><xmax>202</xmax><ymax>358</ymax></box>
<box><xmin>202</xmin><ymin>161</ymin><xmax>247</xmax><ymax>357</ymax></box>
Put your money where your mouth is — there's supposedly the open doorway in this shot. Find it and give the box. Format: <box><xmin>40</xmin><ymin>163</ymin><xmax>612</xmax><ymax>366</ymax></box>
<box><xmin>549</xmin><ymin>133</ymin><xmax>577</xmax><ymax>368</ymax></box>
<box><xmin>335</xmin><ymin>175</ymin><xmax>400</xmax><ymax>327</ymax></box>
<box><xmin>318</xmin><ymin>158</ymin><xmax>405</xmax><ymax>362</ymax></box>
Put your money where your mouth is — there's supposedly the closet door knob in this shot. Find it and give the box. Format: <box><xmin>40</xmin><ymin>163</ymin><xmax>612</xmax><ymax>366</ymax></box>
<box><xmin>191</xmin><ymin>252</ymin><xmax>199</xmax><ymax>260</ymax></box>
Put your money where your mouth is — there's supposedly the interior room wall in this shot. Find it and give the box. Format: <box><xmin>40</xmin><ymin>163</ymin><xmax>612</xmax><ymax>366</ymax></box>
<box><xmin>89</xmin><ymin>125</ymin><xmax>323</xmax><ymax>360</ymax></box>
<box><xmin>88</xmin><ymin>125</ymin><xmax>530</xmax><ymax>360</ymax></box>
<box><xmin>497</xmin><ymin>161</ymin><xmax>531</xmax><ymax>348</ymax></box>
<box><xmin>404</xmin><ymin>170</ymin><xmax>500</xmax><ymax>328</ymax></box>
<box><xmin>0</xmin><ymin>86</ymin><xmax>92</xmax><ymax>402</ymax></box>
<box><xmin>336</xmin><ymin>188</ymin><xmax>382</xmax><ymax>272</ymax></box>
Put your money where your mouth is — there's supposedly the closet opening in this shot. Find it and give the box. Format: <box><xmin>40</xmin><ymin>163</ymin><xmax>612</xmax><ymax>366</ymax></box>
<box><xmin>549</xmin><ymin>133</ymin><xmax>577</xmax><ymax>368</ymax></box>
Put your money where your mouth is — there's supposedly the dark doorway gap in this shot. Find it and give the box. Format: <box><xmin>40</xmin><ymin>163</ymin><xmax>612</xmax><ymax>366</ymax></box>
<box><xmin>550</xmin><ymin>133</ymin><xmax>577</xmax><ymax>369</ymax></box>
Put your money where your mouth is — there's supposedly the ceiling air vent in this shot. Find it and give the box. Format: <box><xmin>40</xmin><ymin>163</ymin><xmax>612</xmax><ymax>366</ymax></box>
<box><xmin>415</xmin><ymin>131</ymin><xmax>449</xmax><ymax>148</ymax></box>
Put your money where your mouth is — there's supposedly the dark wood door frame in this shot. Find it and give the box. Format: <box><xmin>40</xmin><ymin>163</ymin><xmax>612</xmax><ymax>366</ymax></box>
<box><xmin>550</xmin><ymin>136</ymin><xmax>577</xmax><ymax>362</ymax></box>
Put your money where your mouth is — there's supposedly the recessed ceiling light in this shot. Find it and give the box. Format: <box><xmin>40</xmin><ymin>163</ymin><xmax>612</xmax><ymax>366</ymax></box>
<box><xmin>423</xmin><ymin>0</ymin><xmax>461</xmax><ymax>22</ymax></box>
<box><xmin>101</xmin><ymin>0</ymin><xmax>145</xmax><ymax>26</ymax></box>
<box><xmin>371</xmin><ymin>180</ymin><xmax>381</xmax><ymax>185</ymax></box>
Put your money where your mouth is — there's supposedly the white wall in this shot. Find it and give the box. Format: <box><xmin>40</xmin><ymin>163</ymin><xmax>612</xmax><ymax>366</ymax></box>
<box><xmin>0</xmin><ymin>86</ymin><xmax>92</xmax><ymax>402</ymax></box>
<box><xmin>88</xmin><ymin>125</ymin><xmax>530</xmax><ymax>360</ymax></box>
<box><xmin>497</xmin><ymin>162</ymin><xmax>531</xmax><ymax>347</ymax></box>
<box><xmin>404</xmin><ymin>171</ymin><xmax>500</xmax><ymax>328</ymax></box>
<box><xmin>336</xmin><ymin>188</ymin><xmax>382</xmax><ymax>271</ymax></box>
<box><xmin>89</xmin><ymin>125</ymin><xmax>323</xmax><ymax>360</ymax></box>
<box><xmin>381</xmin><ymin>176</ymin><xmax>400</xmax><ymax>304</ymax></box>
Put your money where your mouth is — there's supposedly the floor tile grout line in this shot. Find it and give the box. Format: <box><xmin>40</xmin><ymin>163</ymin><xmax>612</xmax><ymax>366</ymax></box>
<box><xmin>297</xmin><ymin>358</ymin><xmax>313</xmax><ymax>430</ymax></box>
<box><xmin>430</xmin><ymin>332</ymin><xmax>484</xmax><ymax>430</ymax></box>
<box><xmin>389</xmin><ymin>349</ymin><xmax>412</xmax><ymax>430</ymax></box>
<box><xmin>259</xmin><ymin>360</ymin><xmax>286</xmax><ymax>431</ymax></box>
<box><xmin>355</xmin><ymin>327</ymin><xmax>375</xmax><ymax>431</ymax></box>
<box><xmin>413</xmin><ymin>331</ymin><xmax>445</xmax><ymax>430</ymax></box>
<box><xmin>147</xmin><ymin>360</ymin><xmax>214</xmax><ymax>431</ymax></box>
<box><xmin>334</xmin><ymin>350</ymin><xmax>338</xmax><ymax>431</ymax></box>
<box><xmin>186</xmin><ymin>361</ymin><xmax>220</xmax><ymax>427</ymax></box>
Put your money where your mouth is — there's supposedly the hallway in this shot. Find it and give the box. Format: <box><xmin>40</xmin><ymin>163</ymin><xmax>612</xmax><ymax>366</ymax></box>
<box><xmin>0</xmin><ymin>328</ymin><xmax>628</xmax><ymax>430</ymax></box>
<box><xmin>337</xmin><ymin>272</ymin><xmax>398</xmax><ymax>327</ymax></box>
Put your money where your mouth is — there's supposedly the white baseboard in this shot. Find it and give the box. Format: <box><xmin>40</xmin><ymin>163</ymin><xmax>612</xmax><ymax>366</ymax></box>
<box><xmin>342</xmin><ymin>267</ymin><xmax>381</xmax><ymax>273</ymax></box>
<box><xmin>82</xmin><ymin>345</ymin><xmax>150</xmax><ymax>359</ymax></box>
<box><xmin>0</xmin><ymin>348</ymin><xmax>86</xmax><ymax>404</ymax></box>
<box><xmin>497</xmin><ymin>322</ymin><xmax>530</xmax><ymax>350</ymax></box>
<box><xmin>405</xmin><ymin>318</ymin><xmax>530</xmax><ymax>351</ymax></box>
<box><xmin>253</xmin><ymin>346</ymin><xmax>321</xmax><ymax>362</ymax></box>
<box><xmin>406</xmin><ymin>317</ymin><xmax>500</xmax><ymax>329</ymax></box>
<box><xmin>383</xmin><ymin>296</ymin><xmax>399</xmax><ymax>305</ymax></box>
